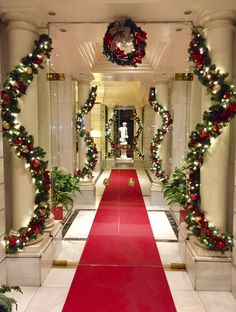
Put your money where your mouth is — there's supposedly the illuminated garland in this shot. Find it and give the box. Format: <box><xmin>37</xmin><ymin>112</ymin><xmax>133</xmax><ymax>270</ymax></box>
<box><xmin>131</xmin><ymin>110</ymin><xmax>144</xmax><ymax>158</ymax></box>
<box><xmin>103</xmin><ymin>19</ymin><xmax>147</xmax><ymax>67</ymax></box>
<box><xmin>1</xmin><ymin>34</ymin><xmax>53</xmax><ymax>253</ymax></box>
<box><xmin>149</xmin><ymin>87</ymin><xmax>173</xmax><ymax>183</ymax></box>
<box><xmin>105</xmin><ymin>111</ymin><xmax>117</xmax><ymax>158</ymax></box>
<box><xmin>184</xmin><ymin>27</ymin><xmax>235</xmax><ymax>251</ymax></box>
<box><xmin>75</xmin><ymin>87</ymin><xmax>98</xmax><ymax>179</ymax></box>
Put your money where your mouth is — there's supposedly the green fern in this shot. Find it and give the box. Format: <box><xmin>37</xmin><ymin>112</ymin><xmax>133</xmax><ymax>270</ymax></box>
<box><xmin>162</xmin><ymin>167</ymin><xmax>187</xmax><ymax>205</ymax></box>
<box><xmin>0</xmin><ymin>285</ymin><xmax>22</xmax><ymax>312</ymax></box>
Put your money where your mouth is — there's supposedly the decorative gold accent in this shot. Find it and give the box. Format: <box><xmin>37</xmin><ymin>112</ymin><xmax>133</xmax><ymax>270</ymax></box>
<box><xmin>175</xmin><ymin>73</ymin><xmax>194</xmax><ymax>81</ymax></box>
<box><xmin>103</xmin><ymin>178</ymin><xmax>110</xmax><ymax>186</ymax></box>
<box><xmin>46</xmin><ymin>73</ymin><xmax>65</xmax><ymax>81</ymax></box>
<box><xmin>128</xmin><ymin>178</ymin><xmax>135</xmax><ymax>187</ymax></box>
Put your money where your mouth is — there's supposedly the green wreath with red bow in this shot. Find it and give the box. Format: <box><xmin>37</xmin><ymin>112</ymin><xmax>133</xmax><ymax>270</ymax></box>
<box><xmin>103</xmin><ymin>19</ymin><xmax>147</xmax><ymax>67</ymax></box>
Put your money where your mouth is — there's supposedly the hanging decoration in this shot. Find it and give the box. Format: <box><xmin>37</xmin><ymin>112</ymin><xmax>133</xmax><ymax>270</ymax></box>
<box><xmin>149</xmin><ymin>87</ymin><xmax>173</xmax><ymax>183</ymax></box>
<box><xmin>75</xmin><ymin>87</ymin><xmax>98</xmax><ymax>179</ymax></box>
<box><xmin>130</xmin><ymin>110</ymin><xmax>143</xmax><ymax>158</ymax></box>
<box><xmin>184</xmin><ymin>27</ymin><xmax>235</xmax><ymax>251</ymax></box>
<box><xmin>105</xmin><ymin>111</ymin><xmax>117</xmax><ymax>158</ymax></box>
<box><xmin>103</xmin><ymin>19</ymin><xmax>147</xmax><ymax>67</ymax></box>
<box><xmin>1</xmin><ymin>34</ymin><xmax>53</xmax><ymax>253</ymax></box>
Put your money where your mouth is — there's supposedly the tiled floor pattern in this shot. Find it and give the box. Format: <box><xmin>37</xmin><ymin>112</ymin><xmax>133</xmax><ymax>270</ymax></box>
<box><xmin>10</xmin><ymin>168</ymin><xmax>236</xmax><ymax>311</ymax></box>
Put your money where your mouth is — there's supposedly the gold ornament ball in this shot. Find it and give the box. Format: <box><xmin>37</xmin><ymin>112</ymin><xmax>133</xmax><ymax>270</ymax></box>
<box><xmin>25</xmin><ymin>67</ymin><xmax>33</xmax><ymax>75</ymax></box>
<box><xmin>2</xmin><ymin>121</ymin><xmax>10</xmax><ymax>130</ymax></box>
<box><xmin>213</xmin><ymin>84</ymin><xmax>221</xmax><ymax>93</ymax></box>
<box><xmin>195</xmin><ymin>216</ymin><xmax>202</xmax><ymax>222</ymax></box>
<box><xmin>21</xmin><ymin>147</ymin><xmax>29</xmax><ymax>153</ymax></box>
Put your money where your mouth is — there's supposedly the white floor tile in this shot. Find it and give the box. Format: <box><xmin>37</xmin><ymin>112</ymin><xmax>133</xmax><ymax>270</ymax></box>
<box><xmin>57</xmin><ymin>240</ymin><xmax>86</xmax><ymax>262</ymax></box>
<box><xmin>166</xmin><ymin>271</ymin><xmax>194</xmax><ymax>291</ymax></box>
<box><xmin>171</xmin><ymin>290</ymin><xmax>207</xmax><ymax>312</ymax></box>
<box><xmin>198</xmin><ymin>291</ymin><xmax>236</xmax><ymax>312</ymax></box>
<box><xmin>11</xmin><ymin>287</ymin><xmax>38</xmax><ymax>312</ymax></box>
<box><xmin>25</xmin><ymin>287</ymin><xmax>69</xmax><ymax>312</ymax></box>
<box><xmin>148</xmin><ymin>211</ymin><xmax>177</xmax><ymax>240</ymax></box>
<box><xmin>64</xmin><ymin>210</ymin><xmax>96</xmax><ymax>239</ymax></box>
<box><xmin>143</xmin><ymin>196</ymin><xmax>169</xmax><ymax>211</ymax></box>
<box><xmin>157</xmin><ymin>242</ymin><xmax>182</xmax><ymax>264</ymax></box>
<box><xmin>43</xmin><ymin>268</ymin><xmax>76</xmax><ymax>287</ymax></box>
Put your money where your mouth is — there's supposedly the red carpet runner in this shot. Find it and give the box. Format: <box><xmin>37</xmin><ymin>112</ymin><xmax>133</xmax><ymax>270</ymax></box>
<box><xmin>62</xmin><ymin>169</ymin><xmax>176</xmax><ymax>312</ymax></box>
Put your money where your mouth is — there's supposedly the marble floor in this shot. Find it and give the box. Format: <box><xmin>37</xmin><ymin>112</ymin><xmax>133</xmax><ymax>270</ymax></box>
<box><xmin>10</xmin><ymin>169</ymin><xmax>236</xmax><ymax>312</ymax></box>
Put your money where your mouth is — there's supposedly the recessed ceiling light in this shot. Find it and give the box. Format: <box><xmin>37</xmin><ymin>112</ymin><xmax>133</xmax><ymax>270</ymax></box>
<box><xmin>184</xmin><ymin>10</ymin><xmax>192</xmax><ymax>15</ymax></box>
<box><xmin>175</xmin><ymin>27</ymin><xmax>183</xmax><ymax>32</ymax></box>
<box><xmin>48</xmin><ymin>11</ymin><xmax>56</xmax><ymax>16</ymax></box>
<box><xmin>60</xmin><ymin>28</ymin><xmax>67</xmax><ymax>33</ymax></box>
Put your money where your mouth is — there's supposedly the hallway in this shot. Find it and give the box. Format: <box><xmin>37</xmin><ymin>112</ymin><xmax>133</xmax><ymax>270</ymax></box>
<box><xmin>9</xmin><ymin>170</ymin><xmax>236</xmax><ymax>312</ymax></box>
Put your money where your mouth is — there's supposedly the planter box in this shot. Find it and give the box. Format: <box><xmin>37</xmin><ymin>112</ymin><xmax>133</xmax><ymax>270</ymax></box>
<box><xmin>51</xmin><ymin>206</ymin><xmax>63</xmax><ymax>220</ymax></box>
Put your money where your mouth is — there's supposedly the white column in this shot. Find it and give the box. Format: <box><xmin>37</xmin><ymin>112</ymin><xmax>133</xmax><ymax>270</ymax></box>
<box><xmin>134</xmin><ymin>108</ymin><xmax>143</xmax><ymax>159</ymax></box>
<box><xmin>150</xmin><ymin>82</ymin><xmax>169</xmax><ymax>205</ymax></box>
<box><xmin>189</xmin><ymin>78</ymin><xmax>202</xmax><ymax>133</ymax></box>
<box><xmin>37</xmin><ymin>28</ymin><xmax>51</xmax><ymax>169</ymax></box>
<box><xmin>155</xmin><ymin>82</ymin><xmax>170</xmax><ymax>172</ymax></box>
<box><xmin>2</xmin><ymin>13</ymin><xmax>39</xmax><ymax>231</ymax></box>
<box><xmin>75</xmin><ymin>75</ymin><xmax>96</xmax><ymax>204</ymax></box>
<box><xmin>107</xmin><ymin>107</ymin><xmax>114</xmax><ymax>154</ymax></box>
<box><xmin>200</xmin><ymin>11</ymin><xmax>235</xmax><ymax>230</ymax></box>
<box><xmin>77</xmin><ymin>76</ymin><xmax>92</xmax><ymax>174</ymax></box>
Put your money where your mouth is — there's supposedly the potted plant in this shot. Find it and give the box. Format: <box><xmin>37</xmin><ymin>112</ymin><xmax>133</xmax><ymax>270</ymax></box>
<box><xmin>162</xmin><ymin>166</ymin><xmax>187</xmax><ymax>223</ymax></box>
<box><xmin>0</xmin><ymin>285</ymin><xmax>22</xmax><ymax>312</ymax></box>
<box><xmin>51</xmin><ymin>167</ymin><xmax>80</xmax><ymax>220</ymax></box>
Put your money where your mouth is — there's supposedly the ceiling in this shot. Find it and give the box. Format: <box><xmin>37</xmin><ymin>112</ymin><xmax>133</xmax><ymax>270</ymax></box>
<box><xmin>1</xmin><ymin>0</ymin><xmax>236</xmax><ymax>107</ymax></box>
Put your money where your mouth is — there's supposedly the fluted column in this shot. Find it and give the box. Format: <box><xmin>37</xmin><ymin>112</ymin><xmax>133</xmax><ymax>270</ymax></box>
<box><xmin>189</xmin><ymin>78</ymin><xmax>202</xmax><ymax>133</ymax></box>
<box><xmin>2</xmin><ymin>13</ymin><xmax>40</xmax><ymax>231</ymax></box>
<box><xmin>150</xmin><ymin>82</ymin><xmax>170</xmax><ymax>205</ymax></box>
<box><xmin>155</xmin><ymin>82</ymin><xmax>170</xmax><ymax>172</ymax></box>
<box><xmin>107</xmin><ymin>107</ymin><xmax>114</xmax><ymax>154</ymax></box>
<box><xmin>200</xmin><ymin>11</ymin><xmax>235</xmax><ymax>230</ymax></box>
<box><xmin>75</xmin><ymin>75</ymin><xmax>96</xmax><ymax>204</ymax></box>
<box><xmin>37</xmin><ymin>28</ymin><xmax>51</xmax><ymax>169</ymax></box>
<box><xmin>77</xmin><ymin>75</ymin><xmax>93</xmax><ymax>177</ymax></box>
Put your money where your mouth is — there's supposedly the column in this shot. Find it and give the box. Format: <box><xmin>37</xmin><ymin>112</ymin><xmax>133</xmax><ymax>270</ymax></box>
<box><xmin>188</xmin><ymin>78</ymin><xmax>202</xmax><ymax>134</ymax></box>
<box><xmin>2</xmin><ymin>13</ymin><xmax>39</xmax><ymax>231</ymax></box>
<box><xmin>150</xmin><ymin>82</ymin><xmax>170</xmax><ymax>205</ymax></box>
<box><xmin>76</xmin><ymin>74</ymin><xmax>96</xmax><ymax>204</ymax></box>
<box><xmin>37</xmin><ymin>28</ymin><xmax>51</xmax><ymax>169</ymax></box>
<box><xmin>107</xmin><ymin>107</ymin><xmax>114</xmax><ymax>154</ymax></box>
<box><xmin>200</xmin><ymin>11</ymin><xmax>235</xmax><ymax>230</ymax></box>
<box><xmin>77</xmin><ymin>75</ymin><xmax>92</xmax><ymax>174</ymax></box>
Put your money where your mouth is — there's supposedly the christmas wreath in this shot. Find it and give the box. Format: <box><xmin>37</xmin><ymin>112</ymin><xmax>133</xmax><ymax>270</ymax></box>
<box><xmin>103</xmin><ymin>19</ymin><xmax>147</xmax><ymax>67</ymax></box>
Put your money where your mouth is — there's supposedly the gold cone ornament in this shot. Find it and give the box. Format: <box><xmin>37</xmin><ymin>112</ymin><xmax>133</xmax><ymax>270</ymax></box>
<box><xmin>128</xmin><ymin>178</ymin><xmax>135</xmax><ymax>187</ymax></box>
<box><xmin>103</xmin><ymin>178</ymin><xmax>110</xmax><ymax>186</ymax></box>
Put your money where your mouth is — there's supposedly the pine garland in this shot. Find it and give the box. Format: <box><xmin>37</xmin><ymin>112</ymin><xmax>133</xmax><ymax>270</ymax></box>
<box><xmin>184</xmin><ymin>27</ymin><xmax>235</xmax><ymax>251</ymax></box>
<box><xmin>75</xmin><ymin>87</ymin><xmax>98</xmax><ymax>179</ymax></box>
<box><xmin>1</xmin><ymin>34</ymin><xmax>53</xmax><ymax>253</ymax></box>
<box><xmin>105</xmin><ymin>111</ymin><xmax>117</xmax><ymax>158</ymax></box>
<box><xmin>131</xmin><ymin>110</ymin><xmax>144</xmax><ymax>158</ymax></box>
<box><xmin>149</xmin><ymin>87</ymin><xmax>173</xmax><ymax>183</ymax></box>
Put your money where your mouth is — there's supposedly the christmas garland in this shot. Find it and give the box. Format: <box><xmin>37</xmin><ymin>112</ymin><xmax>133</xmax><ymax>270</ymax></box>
<box><xmin>184</xmin><ymin>27</ymin><xmax>235</xmax><ymax>251</ymax></box>
<box><xmin>75</xmin><ymin>87</ymin><xmax>98</xmax><ymax>179</ymax></box>
<box><xmin>103</xmin><ymin>19</ymin><xmax>147</xmax><ymax>67</ymax></box>
<box><xmin>149</xmin><ymin>87</ymin><xmax>173</xmax><ymax>183</ymax></box>
<box><xmin>131</xmin><ymin>110</ymin><xmax>144</xmax><ymax>158</ymax></box>
<box><xmin>105</xmin><ymin>111</ymin><xmax>117</xmax><ymax>158</ymax></box>
<box><xmin>1</xmin><ymin>34</ymin><xmax>53</xmax><ymax>253</ymax></box>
